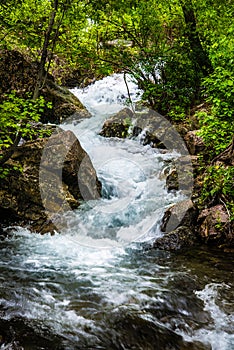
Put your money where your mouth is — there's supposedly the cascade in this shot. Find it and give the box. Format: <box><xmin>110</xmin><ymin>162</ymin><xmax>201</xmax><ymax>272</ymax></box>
<box><xmin>0</xmin><ymin>74</ymin><xmax>233</xmax><ymax>350</ymax></box>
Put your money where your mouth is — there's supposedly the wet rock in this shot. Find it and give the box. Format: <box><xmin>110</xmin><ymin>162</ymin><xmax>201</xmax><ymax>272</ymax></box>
<box><xmin>153</xmin><ymin>226</ymin><xmax>197</xmax><ymax>251</ymax></box>
<box><xmin>197</xmin><ymin>204</ymin><xmax>230</xmax><ymax>244</ymax></box>
<box><xmin>184</xmin><ymin>130</ymin><xmax>205</xmax><ymax>155</ymax></box>
<box><xmin>161</xmin><ymin>199</ymin><xmax>199</xmax><ymax>233</ymax></box>
<box><xmin>99</xmin><ymin>107</ymin><xmax>168</xmax><ymax>148</ymax></box>
<box><xmin>145</xmin><ymin>274</ymin><xmax>211</xmax><ymax>335</ymax></box>
<box><xmin>0</xmin><ymin>130</ymin><xmax>101</xmax><ymax>234</ymax></box>
<box><xmin>99</xmin><ymin>107</ymin><xmax>134</xmax><ymax>138</ymax></box>
<box><xmin>0</xmin><ymin>49</ymin><xmax>91</xmax><ymax>124</ymax></box>
<box><xmin>166</xmin><ymin>168</ymin><xmax>179</xmax><ymax>191</ymax></box>
<box><xmin>134</xmin><ymin>109</ymin><xmax>167</xmax><ymax>148</ymax></box>
<box><xmin>0</xmin><ymin>314</ymin><xmax>210</xmax><ymax>350</ymax></box>
<box><xmin>0</xmin><ymin>317</ymin><xmax>65</xmax><ymax>350</ymax></box>
<box><xmin>101</xmin><ymin>311</ymin><xmax>210</xmax><ymax>350</ymax></box>
<box><xmin>140</xmin><ymin>129</ymin><xmax>166</xmax><ymax>148</ymax></box>
<box><xmin>165</xmin><ymin>155</ymin><xmax>197</xmax><ymax>195</ymax></box>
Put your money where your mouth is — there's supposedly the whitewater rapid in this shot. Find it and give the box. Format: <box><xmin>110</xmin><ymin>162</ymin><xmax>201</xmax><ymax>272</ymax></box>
<box><xmin>0</xmin><ymin>73</ymin><xmax>233</xmax><ymax>350</ymax></box>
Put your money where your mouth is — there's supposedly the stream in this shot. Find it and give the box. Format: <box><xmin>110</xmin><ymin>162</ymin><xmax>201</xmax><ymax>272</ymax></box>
<box><xmin>0</xmin><ymin>74</ymin><xmax>233</xmax><ymax>350</ymax></box>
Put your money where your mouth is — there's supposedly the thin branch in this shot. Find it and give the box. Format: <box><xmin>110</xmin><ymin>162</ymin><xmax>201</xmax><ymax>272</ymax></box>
<box><xmin>124</xmin><ymin>71</ymin><xmax>134</xmax><ymax>112</ymax></box>
<box><xmin>104</xmin><ymin>18</ymin><xmax>149</xmax><ymax>58</ymax></box>
<box><xmin>41</xmin><ymin>5</ymin><xmax>67</xmax><ymax>90</ymax></box>
<box><xmin>33</xmin><ymin>0</ymin><xmax>59</xmax><ymax>100</ymax></box>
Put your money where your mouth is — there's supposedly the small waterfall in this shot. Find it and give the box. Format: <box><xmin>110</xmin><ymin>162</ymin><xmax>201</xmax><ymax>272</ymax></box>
<box><xmin>61</xmin><ymin>73</ymin><xmax>185</xmax><ymax>248</ymax></box>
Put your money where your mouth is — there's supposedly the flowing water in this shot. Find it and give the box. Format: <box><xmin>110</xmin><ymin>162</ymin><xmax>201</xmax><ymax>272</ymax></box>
<box><xmin>0</xmin><ymin>74</ymin><xmax>233</xmax><ymax>350</ymax></box>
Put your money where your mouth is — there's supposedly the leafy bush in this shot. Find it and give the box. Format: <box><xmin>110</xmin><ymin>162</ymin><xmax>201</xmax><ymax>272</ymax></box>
<box><xmin>0</xmin><ymin>91</ymin><xmax>52</xmax><ymax>151</ymax></box>
<box><xmin>0</xmin><ymin>92</ymin><xmax>52</xmax><ymax>176</ymax></box>
<box><xmin>132</xmin><ymin>53</ymin><xmax>202</xmax><ymax>122</ymax></box>
<box><xmin>197</xmin><ymin>110</ymin><xmax>233</xmax><ymax>156</ymax></box>
<box><xmin>197</xmin><ymin>67</ymin><xmax>234</xmax><ymax>157</ymax></box>
<box><xmin>201</xmin><ymin>165</ymin><xmax>234</xmax><ymax>221</ymax></box>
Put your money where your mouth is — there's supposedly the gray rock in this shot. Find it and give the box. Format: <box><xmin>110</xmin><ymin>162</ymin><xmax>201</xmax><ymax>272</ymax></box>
<box><xmin>166</xmin><ymin>168</ymin><xmax>179</xmax><ymax>191</ymax></box>
<box><xmin>161</xmin><ymin>199</ymin><xmax>199</xmax><ymax>233</ymax></box>
<box><xmin>0</xmin><ymin>130</ymin><xmax>101</xmax><ymax>234</ymax></box>
<box><xmin>99</xmin><ymin>107</ymin><xmax>134</xmax><ymax>138</ymax></box>
<box><xmin>153</xmin><ymin>226</ymin><xmax>197</xmax><ymax>251</ymax></box>
<box><xmin>99</xmin><ymin>107</ymin><xmax>167</xmax><ymax>148</ymax></box>
<box><xmin>100</xmin><ymin>106</ymin><xmax>195</xmax><ymax>152</ymax></box>
<box><xmin>44</xmin><ymin>79</ymin><xmax>91</xmax><ymax>123</ymax></box>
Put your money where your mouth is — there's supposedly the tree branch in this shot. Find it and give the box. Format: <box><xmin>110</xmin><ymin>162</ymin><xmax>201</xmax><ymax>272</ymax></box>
<box><xmin>33</xmin><ymin>0</ymin><xmax>59</xmax><ymax>100</ymax></box>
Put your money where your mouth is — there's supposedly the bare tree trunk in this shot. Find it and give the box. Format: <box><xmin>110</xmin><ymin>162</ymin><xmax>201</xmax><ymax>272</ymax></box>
<box><xmin>180</xmin><ymin>0</ymin><xmax>212</xmax><ymax>76</ymax></box>
<box><xmin>33</xmin><ymin>0</ymin><xmax>59</xmax><ymax>100</ymax></box>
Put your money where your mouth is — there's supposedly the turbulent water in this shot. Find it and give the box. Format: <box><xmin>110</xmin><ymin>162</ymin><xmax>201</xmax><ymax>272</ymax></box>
<box><xmin>0</xmin><ymin>74</ymin><xmax>233</xmax><ymax>350</ymax></box>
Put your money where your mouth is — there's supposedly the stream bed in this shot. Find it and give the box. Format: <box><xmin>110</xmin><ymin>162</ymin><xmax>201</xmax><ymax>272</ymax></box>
<box><xmin>0</xmin><ymin>74</ymin><xmax>233</xmax><ymax>350</ymax></box>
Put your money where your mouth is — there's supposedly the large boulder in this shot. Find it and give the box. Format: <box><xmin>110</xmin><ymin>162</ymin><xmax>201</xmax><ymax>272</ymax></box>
<box><xmin>0</xmin><ymin>130</ymin><xmax>101</xmax><ymax>233</ymax></box>
<box><xmin>152</xmin><ymin>200</ymin><xmax>199</xmax><ymax>251</ymax></box>
<box><xmin>42</xmin><ymin>79</ymin><xmax>91</xmax><ymax>124</ymax></box>
<box><xmin>197</xmin><ymin>205</ymin><xmax>230</xmax><ymax>244</ymax></box>
<box><xmin>0</xmin><ymin>49</ymin><xmax>91</xmax><ymax>123</ymax></box>
<box><xmin>145</xmin><ymin>200</ymin><xmax>200</xmax><ymax>251</ymax></box>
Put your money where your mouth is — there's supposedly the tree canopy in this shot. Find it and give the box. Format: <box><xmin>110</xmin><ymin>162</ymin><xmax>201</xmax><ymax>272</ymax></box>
<box><xmin>0</xmin><ymin>0</ymin><xmax>233</xmax><ymax>218</ymax></box>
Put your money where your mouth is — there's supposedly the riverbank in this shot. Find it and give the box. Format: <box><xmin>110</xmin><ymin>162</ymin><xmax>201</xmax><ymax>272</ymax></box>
<box><xmin>99</xmin><ymin>103</ymin><xmax>234</xmax><ymax>250</ymax></box>
<box><xmin>0</xmin><ymin>51</ymin><xmax>234</xmax><ymax>350</ymax></box>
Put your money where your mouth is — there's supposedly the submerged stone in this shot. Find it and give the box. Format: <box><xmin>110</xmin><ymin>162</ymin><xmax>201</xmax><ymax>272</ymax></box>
<box><xmin>98</xmin><ymin>311</ymin><xmax>211</xmax><ymax>350</ymax></box>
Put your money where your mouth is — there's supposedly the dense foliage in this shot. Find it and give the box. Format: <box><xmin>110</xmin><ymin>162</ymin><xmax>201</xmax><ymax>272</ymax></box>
<box><xmin>0</xmin><ymin>0</ymin><xmax>233</xmax><ymax>217</ymax></box>
<box><xmin>0</xmin><ymin>92</ymin><xmax>51</xmax><ymax>176</ymax></box>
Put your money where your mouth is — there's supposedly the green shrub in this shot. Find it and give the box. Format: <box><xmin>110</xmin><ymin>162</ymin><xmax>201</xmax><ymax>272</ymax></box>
<box><xmin>0</xmin><ymin>91</ymin><xmax>52</xmax><ymax>151</ymax></box>
<box><xmin>201</xmin><ymin>164</ymin><xmax>234</xmax><ymax>221</ymax></box>
<box><xmin>0</xmin><ymin>92</ymin><xmax>52</xmax><ymax>176</ymax></box>
<box><xmin>197</xmin><ymin>67</ymin><xmax>234</xmax><ymax>158</ymax></box>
